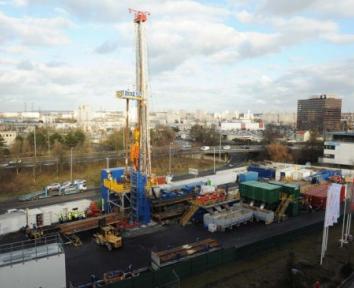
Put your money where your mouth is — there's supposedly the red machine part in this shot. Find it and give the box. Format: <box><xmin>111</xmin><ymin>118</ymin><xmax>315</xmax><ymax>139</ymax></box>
<box><xmin>304</xmin><ymin>184</ymin><xmax>345</xmax><ymax>210</ymax></box>
<box><xmin>86</xmin><ymin>201</ymin><xmax>101</xmax><ymax>217</ymax></box>
<box><xmin>195</xmin><ymin>191</ymin><xmax>226</xmax><ymax>206</ymax></box>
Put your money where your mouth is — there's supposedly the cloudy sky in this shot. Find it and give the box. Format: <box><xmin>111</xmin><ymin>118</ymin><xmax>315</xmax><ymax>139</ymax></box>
<box><xmin>1</xmin><ymin>0</ymin><xmax>354</xmax><ymax>113</ymax></box>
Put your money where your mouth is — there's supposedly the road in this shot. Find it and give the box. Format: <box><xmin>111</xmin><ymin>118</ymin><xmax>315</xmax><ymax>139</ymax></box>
<box><xmin>0</xmin><ymin>188</ymin><xmax>100</xmax><ymax>213</ymax></box>
<box><xmin>0</xmin><ymin>150</ymin><xmax>250</xmax><ymax>212</ymax></box>
<box><xmin>0</xmin><ymin>145</ymin><xmax>264</xmax><ymax>169</ymax></box>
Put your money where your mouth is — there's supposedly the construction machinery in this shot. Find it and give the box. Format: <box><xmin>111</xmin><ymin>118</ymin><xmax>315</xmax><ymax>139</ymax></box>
<box><xmin>93</xmin><ymin>225</ymin><xmax>122</xmax><ymax>251</ymax></box>
<box><xmin>25</xmin><ymin>226</ymin><xmax>44</xmax><ymax>239</ymax></box>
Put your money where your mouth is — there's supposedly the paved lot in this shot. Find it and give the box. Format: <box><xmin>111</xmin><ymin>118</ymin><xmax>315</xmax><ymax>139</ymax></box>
<box><xmin>65</xmin><ymin>210</ymin><xmax>324</xmax><ymax>286</ymax></box>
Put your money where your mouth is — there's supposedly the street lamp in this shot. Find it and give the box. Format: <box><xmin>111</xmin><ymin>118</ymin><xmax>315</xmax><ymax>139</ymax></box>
<box><xmin>213</xmin><ymin>147</ymin><xmax>216</xmax><ymax>174</ymax></box>
<box><xmin>32</xmin><ymin>125</ymin><xmax>37</xmax><ymax>183</ymax></box>
<box><xmin>106</xmin><ymin>157</ymin><xmax>110</xmax><ymax>169</ymax></box>
<box><xmin>70</xmin><ymin>147</ymin><xmax>73</xmax><ymax>182</ymax></box>
<box><xmin>219</xmin><ymin>129</ymin><xmax>222</xmax><ymax>161</ymax></box>
<box><xmin>169</xmin><ymin>142</ymin><xmax>173</xmax><ymax>176</ymax></box>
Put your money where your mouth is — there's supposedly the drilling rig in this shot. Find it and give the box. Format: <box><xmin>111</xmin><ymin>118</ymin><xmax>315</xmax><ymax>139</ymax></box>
<box><xmin>101</xmin><ymin>9</ymin><xmax>153</xmax><ymax>224</ymax></box>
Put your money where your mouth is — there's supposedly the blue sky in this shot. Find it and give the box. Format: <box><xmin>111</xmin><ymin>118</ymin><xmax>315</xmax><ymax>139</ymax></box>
<box><xmin>0</xmin><ymin>0</ymin><xmax>354</xmax><ymax>113</ymax></box>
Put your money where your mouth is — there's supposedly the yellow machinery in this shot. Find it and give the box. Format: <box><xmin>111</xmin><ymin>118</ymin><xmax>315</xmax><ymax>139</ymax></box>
<box><xmin>93</xmin><ymin>225</ymin><xmax>122</xmax><ymax>251</ymax></box>
<box><xmin>25</xmin><ymin>227</ymin><xmax>44</xmax><ymax>239</ymax></box>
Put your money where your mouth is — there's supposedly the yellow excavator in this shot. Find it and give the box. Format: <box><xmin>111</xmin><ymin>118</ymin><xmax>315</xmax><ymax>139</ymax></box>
<box><xmin>93</xmin><ymin>225</ymin><xmax>122</xmax><ymax>251</ymax></box>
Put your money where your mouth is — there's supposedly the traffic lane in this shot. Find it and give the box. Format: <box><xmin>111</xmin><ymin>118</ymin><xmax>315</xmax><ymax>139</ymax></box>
<box><xmin>0</xmin><ymin>189</ymin><xmax>100</xmax><ymax>213</ymax></box>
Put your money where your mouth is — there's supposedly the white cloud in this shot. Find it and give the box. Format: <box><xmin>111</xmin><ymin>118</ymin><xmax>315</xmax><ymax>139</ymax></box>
<box><xmin>0</xmin><ymin>11</ymin><xmax>72</xmax><ymax>46</ymax></box>
<box><xmin>1</xmin><ymin>0</ymin><xmax>354</xmax><ymax>113</ymax></box>
<box><xmin>260</xmin><ymin>0</ymin><xmax>354</xmax><ymax>17</ymax></box>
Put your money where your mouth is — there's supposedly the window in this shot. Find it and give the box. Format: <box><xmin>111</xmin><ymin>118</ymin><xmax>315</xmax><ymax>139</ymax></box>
<box><xmin>324</xmin><ymin>145</ymin><xmax>335</xmax><ymax>150</ymax></box>
<box><xmin>323</xmin><ymin>154</ymin><xmax>335</xmax><ymax>159</ymax></box>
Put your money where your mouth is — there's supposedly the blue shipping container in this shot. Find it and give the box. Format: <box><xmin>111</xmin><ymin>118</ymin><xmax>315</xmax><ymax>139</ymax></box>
<box><xmin>248</xmin><ymin>165</ymin><xmax>275</xmax><ymax>179</ymax></box>
<box><xmin>239</xmin><ymin>171</ymin><xmax>259</xmax><ymax>183</ymax></box>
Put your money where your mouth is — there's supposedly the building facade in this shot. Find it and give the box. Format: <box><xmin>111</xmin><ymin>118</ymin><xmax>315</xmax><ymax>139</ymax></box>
<box><xmin>297</xmin><ymin>95</ymin><xmax>342</xmax><ymax>134</ymax></box>
<box><xmin>319</xmin><ymin>132</ymin><xmax>354</xmax><ymax>166</ymax></box>
<box><xmin>0</xmin><ymin>131</ymin><xmax>17</xmax><ymax>146</ymax></box>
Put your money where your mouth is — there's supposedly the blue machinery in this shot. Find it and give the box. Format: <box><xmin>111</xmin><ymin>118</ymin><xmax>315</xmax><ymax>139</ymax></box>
<box><xmin>130</xmin><ymin>170</ymin><xmax>151</xmax><ymax>224</ymax></box>
<box><xmin>100</xmin><ymin>167</ymin><xmax>151</xmax><ymax>225</ymax></box>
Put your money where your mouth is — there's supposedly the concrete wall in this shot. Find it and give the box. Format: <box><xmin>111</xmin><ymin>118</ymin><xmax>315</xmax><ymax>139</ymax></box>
<box><xmin>0</xmin><ymin>253</ymin><xmax>66</xmax><ymax>288</ymax></box>
<box><xmin>322</xmin><ymin>141</ymin><xmax>354</xmax><ymax>166</ymax></box>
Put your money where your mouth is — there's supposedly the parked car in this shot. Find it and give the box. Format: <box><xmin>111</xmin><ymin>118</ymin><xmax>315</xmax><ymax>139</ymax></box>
<box><xmin>61</xmin><ymin>181</ymin><xmax>72</xmax><ymax>189</ymax></box>
<box><xmin>223</xmin><ymin>145</ymin><xmax>231</xmax><ymax>150</ymax></box>
<box><xmin>7</xmin><ymin>159</ymin><xmax>22</xmax><ymax>167</ymax></box>
<box><xmin>60</xmin><ymin>184</ymin><xmax>79</xmax><ymax>195</ymax></box>
<box><xmin>74</xmin><ymin>179</ymin><xmax>87</xmax><ymax>191</ymax></box>
<box><xmin>200</xmin><ymin>146</ymin><xmax>210</xmax><ymax>151</ymax></box>
<box><xmin>46</xmin><ymin>183</ymin><xmax>61</xmax><ymax>191</ymax></box>
<box><xmin>181</xmin><ymin>144</ymin><xmax>192</xmax><ymax>150</ymax></box>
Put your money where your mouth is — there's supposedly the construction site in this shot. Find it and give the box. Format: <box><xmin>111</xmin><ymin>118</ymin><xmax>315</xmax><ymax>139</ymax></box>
<box><xmin>0</xmin><ymin>9</ymin><xmax>353</xmax><ymax>288</ymax></box>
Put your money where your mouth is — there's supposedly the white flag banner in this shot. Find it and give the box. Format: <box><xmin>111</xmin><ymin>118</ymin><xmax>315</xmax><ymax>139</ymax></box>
<box><xmin>325</xmin><ymin>184</ymin><xmax>342</xmax><ymax>227</ymax></box>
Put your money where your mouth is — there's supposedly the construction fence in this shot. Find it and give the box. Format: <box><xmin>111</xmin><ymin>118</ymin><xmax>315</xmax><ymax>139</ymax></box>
<box><xmin>105</xmin><ymin>220</ymin><xmax>324</xmax><ymax>288</ymax></box>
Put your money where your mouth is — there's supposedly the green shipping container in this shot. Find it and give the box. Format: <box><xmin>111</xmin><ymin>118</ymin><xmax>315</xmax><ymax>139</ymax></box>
<box><xmin>239</xmin><ymin>181</ymin><xmax>281</xmax><ymax>204</ymax></box>
<box><xmin>268</xmin><ymin>181</ymin><xmax>300</xmax><ymax>199</ymax></box>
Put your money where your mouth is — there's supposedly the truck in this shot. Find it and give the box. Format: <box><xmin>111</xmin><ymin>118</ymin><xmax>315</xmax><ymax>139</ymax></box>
<box><xmin>93</xmin><ymin>225</ymin><xmax>122</xmax><ymax>251</ymax></box>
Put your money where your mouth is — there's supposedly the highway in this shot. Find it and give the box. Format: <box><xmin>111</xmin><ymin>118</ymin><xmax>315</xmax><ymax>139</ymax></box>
<box><xmin>0</xmin><ymin>151</ymin><xmax>249</xmax><ymax>213</ymax></box>
<box><xmin>0</xmin><ymin>145</ymin><xmax>264</xmax><ymax>169</ymax></box>
<box><xmin>0</xmin><ymin>188</ymin><xmax>99</xmax><ymax>214</ymax></box>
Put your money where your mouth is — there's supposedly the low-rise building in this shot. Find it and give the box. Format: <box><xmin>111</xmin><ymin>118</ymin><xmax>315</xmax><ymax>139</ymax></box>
<box><xmin>295</xmin><ymin>130</ymin><xmax>311</xmax><ymax>142</ymax></box>
<box><xmin>0</xmin><ymin>131</ymin><xmax>17</xmax><ymax>146</ymax></box>
<box><xmin>220</xmin><ymin>120</ymin><xmax>264</xmax><ymax>131</ymax></box>
<box><xmin>319</xmin><ymin>132</ymin><xmax>354</xmax><ymax>166</ymax></box>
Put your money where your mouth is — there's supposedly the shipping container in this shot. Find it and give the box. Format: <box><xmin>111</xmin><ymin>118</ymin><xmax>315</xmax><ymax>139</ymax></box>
<box><xmin>39</xmin><ymin>205</ymin><xmax>63</xmax><ymax>226</ymax></box>
<box><xmin>27</xmin><ymin>208</ymin><xmax>43</xmax><ymax>227</ymax></box>
<box><xmin>303</xmin><ymin>184</ymin><xmax>345</xmax><ymax>210</ymax></box>
<box><xmin>239</xmin><ymin>181</ymin><xmax>281</xmax><ymax>204</ymax></box>
<box><xmin>248</xmin><ymin>165</ymin><xmax>275</xmax><ymax>179</ymax></box>
<box><xmin>239</xmin><ymin>171</ymin><xmax>258</xmax><ymax>183</ymax></box>
<box><xmin>268</xmin><ymin>181</ymin><xmax>300</xmax><ymax>198</ymax></box>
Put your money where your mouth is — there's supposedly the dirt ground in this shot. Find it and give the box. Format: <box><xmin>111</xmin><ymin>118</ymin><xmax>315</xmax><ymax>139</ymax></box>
<box><xmin>182</xmin><ymin>223</ymin><xmax>354</xmax><ymax>288</ymax></box>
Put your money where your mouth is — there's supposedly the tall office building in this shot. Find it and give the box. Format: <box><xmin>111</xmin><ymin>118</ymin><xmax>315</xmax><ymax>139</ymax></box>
<box><xmin>297</xmin><ymin>95</ymin><xmax>342</xmax><ymax>134</ymax></box>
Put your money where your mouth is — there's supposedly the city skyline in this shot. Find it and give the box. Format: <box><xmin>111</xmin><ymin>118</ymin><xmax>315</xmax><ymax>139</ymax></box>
<box><xmin>1</xmin><ymin>1</ymin><xmax>354</xmax><ymax>112</ymax></box>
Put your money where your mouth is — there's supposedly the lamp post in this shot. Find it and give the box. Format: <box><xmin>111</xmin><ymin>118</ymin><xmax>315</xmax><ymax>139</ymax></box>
<box><xmin>213</xmin><ymin>147</ymin><xmax>216</xmax><ymax>174</ymax></box>
<box><xmin>219</xmin><ymin>130</ymin><xmax>222</xmax><ymax>161</ymax></box>
<box><xmin>169</xmin><ymin>142</ymin><xmax>173</xmax><ymax>176</ymax></box>
<box><xmin>70</xmin><ymin>147</ymin><xmax>73</xmax><ymax>182</ymax></box>
<box><xmin>33</xmin><ymin>126</ymin><xmax>37</xmax><ymax>183</ymax></box>
<box><xmin>106</xmin><ymin>157</ymin><xmax>110</xmax><ymax>169</ymax></box>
